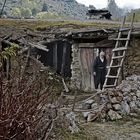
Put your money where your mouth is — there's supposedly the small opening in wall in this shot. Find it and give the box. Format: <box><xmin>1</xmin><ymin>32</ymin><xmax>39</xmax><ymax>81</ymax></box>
<box><xmin>36</xmin><ymin>41</ymin><xmax>72</xmax><ymax>77</ymax></box>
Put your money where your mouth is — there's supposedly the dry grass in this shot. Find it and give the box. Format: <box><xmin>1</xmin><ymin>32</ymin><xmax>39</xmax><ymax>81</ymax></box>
<box><xmin>0</xmin><ymin>18</ymin><xmax>119</xmax><ymax>30</ymax></box>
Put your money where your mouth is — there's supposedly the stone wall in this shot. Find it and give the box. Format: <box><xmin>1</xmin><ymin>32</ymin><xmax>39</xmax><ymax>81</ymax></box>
<box><xmin>71</xmin><ymin>44</ymin><xmax>81</xmax><ymax>89</ymax></box>
<box><xmin>124</xmin><ymin>38</ymin><xmax>140</xmax><ymax>77</ymax></box>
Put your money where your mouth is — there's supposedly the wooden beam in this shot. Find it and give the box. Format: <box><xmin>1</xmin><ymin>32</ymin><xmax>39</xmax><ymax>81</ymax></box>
<box><xmin>61</xmin><ymin>42</ymin><xmax>67</xmax><ymax>75</ymax></box>
<box><xmin>53</xmin><ymin>42</ymin><xmax>58</xmax><ymax>71</ymax></box>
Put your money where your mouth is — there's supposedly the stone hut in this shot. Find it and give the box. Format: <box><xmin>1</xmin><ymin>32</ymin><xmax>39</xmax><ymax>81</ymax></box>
<box><xmin>36</xmin><ymin>27</ymin><xmax>140</xmax><ymax>91</ymax></box>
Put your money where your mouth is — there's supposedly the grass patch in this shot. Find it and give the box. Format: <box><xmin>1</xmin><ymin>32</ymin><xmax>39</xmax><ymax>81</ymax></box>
<box><xmin>58</xmin><ymin>127</ymin><xmax>98</xmax><ymax>140</ymax></box>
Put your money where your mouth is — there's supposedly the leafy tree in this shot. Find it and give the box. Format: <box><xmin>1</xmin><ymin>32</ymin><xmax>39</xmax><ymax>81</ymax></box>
<box><xmin>42</xmin><ymin>2</ymin><xmax>48</xmax><ymax>12</ymax></box>
<box><xmin>36</xmin><ymin>12</ymin><xmax>59</xmax><ymax>19</ymax></box>
<box><xmin>21</xmin><ymin>7</ymin><xmax>32</xmax><ymax>18</ymax></box>
<box><xmin>0</xmin><ymin>0</ymin><xmax>7</xmax><ymax>17</ymax></box>
<box><xmin>11</xmin><ymin>8</ymin><xmax>21</xmax><ymax>18</ymax></box>
<box><xmin>32</xmin><ymin>8</ymin><xmax>38</xmax><ymax>16</ymax></box>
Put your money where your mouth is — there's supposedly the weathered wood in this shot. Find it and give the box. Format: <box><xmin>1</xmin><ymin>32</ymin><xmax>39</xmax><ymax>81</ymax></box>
<box><xmin>6</xmin><ymin>56</ymin><xmax>10</xmax><ymax>80</ymax></box>
<box><xmin>28</xmin><ymin>42</ymin><xmax>49</xmax><ymax>52</ymax></box>
<box><xmin>62</xmin><ymin>78</ymin><xmax>69</xmax><ymax>93</ymax></box>
<box><xmin>53</xmin><ymin>43</ymin><xmax>58</xmax><ymax>71</ymax></box>
<box><xmin>60</xmin><ymin>42</ymin><xmax>67</xmax><ymax>75</ymax></box>
<box><xmin>79</xmin><ymin>45</ymin><xmax>95</xmax><ymax>91</ymax></box>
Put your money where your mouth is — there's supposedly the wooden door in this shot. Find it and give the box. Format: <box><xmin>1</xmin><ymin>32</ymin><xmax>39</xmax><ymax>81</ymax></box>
<box><xmin>79</xmin><ymin>47</ymin><xmax>97</xmax><ymax>91</ymax></box>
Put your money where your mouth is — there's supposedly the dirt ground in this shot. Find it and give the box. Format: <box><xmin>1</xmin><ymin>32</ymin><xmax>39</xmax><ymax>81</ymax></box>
<box><xmin>79</xmin><ymin>117</ymin><xmax>140</xmax><ymax>140</ymax></box>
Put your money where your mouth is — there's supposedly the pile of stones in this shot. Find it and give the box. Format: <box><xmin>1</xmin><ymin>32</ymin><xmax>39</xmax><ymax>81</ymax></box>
<box><xmin>82</xmin><ymin>75</ymin><xmax>140</xmax><ymax>122</ymax></box>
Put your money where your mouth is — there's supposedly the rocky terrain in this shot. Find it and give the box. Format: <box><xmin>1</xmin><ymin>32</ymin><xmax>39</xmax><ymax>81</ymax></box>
<box><xmin>80</xmin><ymin>75</ymin><xmax>140</xmax><ymax>122</ymax></box>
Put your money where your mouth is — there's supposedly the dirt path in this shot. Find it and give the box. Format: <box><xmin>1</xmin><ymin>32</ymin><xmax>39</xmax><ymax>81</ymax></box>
<box><xmin>82</xmin><ymin>117</ymin><xmax>140</xmax><ymax>140</ymax></box>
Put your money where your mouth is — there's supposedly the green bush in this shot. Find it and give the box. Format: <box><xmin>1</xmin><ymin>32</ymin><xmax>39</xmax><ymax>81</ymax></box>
<box><xmin>21</xmin><ymin>7</ymin><xmax>32</xmax><ymax>18</ymax></box>
<box><xmin>36</xmin><ymin>12</ymin><xmax>59</xmax><ymax>19</ymax></box>
<box><xmin>11</xmin><ymin>8</ymin><xmax>21</xmax><ymax>18</ymax></box>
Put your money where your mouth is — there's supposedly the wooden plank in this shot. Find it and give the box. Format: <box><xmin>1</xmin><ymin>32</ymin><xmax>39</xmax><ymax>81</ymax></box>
<box><xmin>106</xmin><ymin>75</ymin><xmax>119</xmax><ymax>78</ymax></box>
<box><xmin>78</xmin><ymin>43</ymin><xmax>96</xmax><ymax>48</ymax></box>
<box><xmin>53</xmin><ymin>43</ymin><xmax>58</xmax><ymax>71</ymax></box>
<box><xmin>113</xmin><ymin>38</ymin><xmax>129</xmax><ymax>41</ymax></box>
<box><xmin>113</xmin><ymin>47</ymin><xmax>127</xmax><ymax>52</ymax></box>
<box><xmin>61</xmin><ymin>42</ymin><xmax>67</xmax><ymax>75</ymax></box>
<box><xmin>112</xmin><ymin>55</ymin><xmax>124</xmax><ymax>59</ymax></box>
<box><xmin>79</xmin><ymin>46</ymin><xmax>95</xmax><ymax>91</ymax></box>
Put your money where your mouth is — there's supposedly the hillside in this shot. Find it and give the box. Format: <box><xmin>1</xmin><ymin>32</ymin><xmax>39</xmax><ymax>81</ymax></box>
<box><xmin>0</xmin><ymin>0</ymin><xmax>89</xmax><ymax>19</ymax></box>
<box><xmin>127</xmin><ymin>9</ymin><xmax>140</xmax><ymax>22</ymax></box>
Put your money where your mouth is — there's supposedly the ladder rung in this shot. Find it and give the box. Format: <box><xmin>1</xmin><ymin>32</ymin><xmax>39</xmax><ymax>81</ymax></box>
<box><xmin>113</xmin><ymin>47</ymin><xmax>127</xmax><ymax>52</ymax></box>
<box><xmin>103</xmin><ymin>85</ymin><xmax>116</xmax><ymax>88</ymax></box>
<box><xmin>106</xmin><ymin>75</ymin><xmax>118</xmax><ymax>78</ymax></box>
<box><xmin>109</xmin><ymin>65</ymin><xmax>121</xmax><ymax>68</ymax></box>
<box><xmin>112</xmin><ymin>55</ymin><xmax>124</xmax><ymax>59</ymax></box>
<box><xmin>119</xmin><ymin>28</ymin><xmax>131</xmax><ymax>32</ymax></box>
<box><xmin>113</xmin><ymin>38</ymin><xmax>129</xmax><ymax>41</ymax></box>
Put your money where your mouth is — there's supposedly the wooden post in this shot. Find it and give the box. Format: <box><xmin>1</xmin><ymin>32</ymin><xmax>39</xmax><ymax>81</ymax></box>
<box><xmin>61</xmin><ymin>42</ymin><xmax>67</xmax><ymax>76</ymax></box>
<box><xmin>53</xmin><ymin>42</ymin><xmax>58</xmax><ymax>71</ymax></box>
<box><xmin>6</xmin><ymin>56</ymin><xmax>10</xmax><ymax>80</ymax></box>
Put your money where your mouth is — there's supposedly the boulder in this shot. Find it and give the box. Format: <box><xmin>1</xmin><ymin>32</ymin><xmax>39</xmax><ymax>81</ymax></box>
<box><xmin>82</xmin><ymin>112</ymin><xmax>90</xmax><ymax>119</ymax></box>
<box><xmin>108</xmin><ymin>110</ymin><xmax>122</xmax><ymax>120</ymax></box>
<box><xmin>121</xmin><ymin>101</ymin><xmax>130</xmax><ymax>115</ymax></box>
<box><xmin>113</xmin><ymin>104</ymin><xmax>121</xmax><ymax>111</ymax></box>
<box><xmin>136</xmin><ymin>91</ymin><xmax>140</xmax><ymax>98</ymax></box>
<box><xmin>82</xmin><ymin>99</ymin><xmax>94</xmax><ymax>109</ymax></box>
<box><xmin>130</xmin><ymin>101</ymin><xmax>137</xmax><ymax>109</ymax></box>
<box><xmin>91</xmin><ymin>103</ymin><xmax>98</xmax><ymax>109</ymax></box>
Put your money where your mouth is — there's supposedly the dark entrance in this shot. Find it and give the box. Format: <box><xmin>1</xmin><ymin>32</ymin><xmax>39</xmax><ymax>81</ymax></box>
<box><xmin>37</xmin><ymin>41</ymin><xmax>72</xmax><ymax>77</ymax></box>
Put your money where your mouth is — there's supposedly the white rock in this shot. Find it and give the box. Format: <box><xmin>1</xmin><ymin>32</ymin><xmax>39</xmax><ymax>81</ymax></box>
<box><xmin>85</xmin><ymin>99</ymin><xmax>94</xmax><ymax>105</ymax></box>
<box><xmin>82</xmin><ymin>99</ymin><xmax>95</xmax><ymax>109</ymax></box>
<box><xmin>130</xmin><ymin>92</ymin><xmax>135</xmax><ymax>96</ymax></box>
<box><xmin>130</xmin><ymin>101</ymin><xmax>137</xmax><ymax>109</ymax></box>
<box><xmin>121</xmin><ymin>101</ymin><xmax>130</xmax><ymax>115</ymax></box>
<box><xmin>132</xmin><ymin>96</ymin><xmax>137</xmax><ymax>101</ymax></box>
<box><xmin>136</xmin><ymin>91</ymin><xmax>140</xmax><ymax>98</ymax></box>
<box><xmin>113</xmin><ymin>104</ymin><xmax>121</xmax><ymax>111</ymax></box>
<box><xmin>91</xmin><ymin>103</ymin><xmax>98</xmax><ymax>109</ymax></box>
<box><xmin>110</xmin><ymin>97</ymin><xmax>119</xmax><ymax>104</ymax></box>
<box><xmin>123</xmin><ymin>96</ymin><xmax>131</xmax><ymax>103</ymax></box>
<box><xmin>108</xmin><ymin>109</ymin><xmax>122</xmax><ymax>120</ymax></box>
<box><xmin>82</xmin><ymin>112</ymin><xmax>90</xmax><ymax>118</ymax></box>
<box><xmin>136</xmin><ymin>101</ymin><xmax>140</xmax><ymax>108</ymax></box>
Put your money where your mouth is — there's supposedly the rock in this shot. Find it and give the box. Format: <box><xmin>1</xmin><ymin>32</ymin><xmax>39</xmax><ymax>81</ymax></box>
<box><xmin>87</xmin><ymin>113</ymin><xmax>97</xmax><ymax>122</ymax></box>
<box><xmin>106</xmin><ymin>103</ymin><xmax>112</xmax><ymax>110</ymax></box>
<box><xmin>136</xmin><ymin>101</ymin><xmax>140</xmax><ymax>108</ymax></box>
<box><xmin>110</xmin><ymin>97</ymin><xmax>119</xmax><ymax>104</ymax></box>
<box><xmin>130</xmin><ymin>101</ymin><xmax>137</xmax><ymax>109</ymax></box>
<box><xmin>130</xmin><ymin>92</ymin><xmax>135</xmax><ymax>96</ymax></box>
<box><xmin>130</xmin><ymin>113</ymin><xmax>139</xmax><ymax>117</ymax></box>
<box><xmin>121</xmin><ymin>101</ymin><xmax>130</xmax><ymax>115</ymax></box>
<box><xmin>113</xmin><ymin>104</ymin><xmax>121</xmax><ymax>111</ymax></box>
<box><xmin>123</xmin><ymin>96</ymin><xmax>131</xmax><ymax>103</ymax></box>
<box><xmin>116</xmin><ymin>96</ymin><xmax>123</xmax><ymax>102</ymax></box>
<box><xmin>108</xmin><ymin>110</ymin><xmax>122</xmax><ymax>120</ymax></box>
<box><xmin>82</xmin><ymin>99</ymin><xmax>94</xmax><ymax>109</ymax></box>
<box><xmin>132</xmin><ymin>96</ymin><xmax>137</xmax><ymax>101</ymax></box>
<box><xmin>85</xmin><ymin>99</ymin><xmax>94</xmax><ymax>104</ymax></box>
<box><xmin>91</xmin><ymin>103</ymin><xmax>98</xmax><ymax>109</ymax></box>
<box><xmin>136</xmin><ymin>91</ymin><xmax>140</xmax><ymax>98</ymax></box>
<box><xmin>82</xmin><ymin>112</ymin><xmax>90</xmax><ymax>119</ymax></box>
<box><xmin>100</xmin><ymin>95</ymin><xmax>109</xmax><ymax>103</ymax></box>
<box><xmin>66</xmin><ymin>112</ymin><xmax>80</xmax><ymax>134</ymax></box>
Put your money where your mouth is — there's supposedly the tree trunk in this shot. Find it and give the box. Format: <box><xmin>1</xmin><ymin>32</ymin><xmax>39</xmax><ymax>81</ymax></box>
<box><xmin>0</xmin><ymin>0</ymin><xmax>7</xmax><ymax>18</ymax></box>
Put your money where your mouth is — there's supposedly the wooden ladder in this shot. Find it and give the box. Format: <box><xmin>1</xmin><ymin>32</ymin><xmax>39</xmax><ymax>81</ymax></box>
<box><xmin>103</xmin><ymin>13</ymin><xmax>135</xmax><ymax>89</ymax></box>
